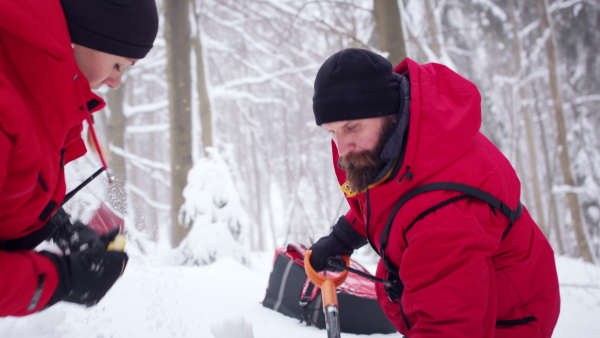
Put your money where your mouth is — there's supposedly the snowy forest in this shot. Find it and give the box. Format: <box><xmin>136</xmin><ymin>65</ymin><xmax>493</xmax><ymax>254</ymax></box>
<box><xmin>72</xmin><ymin>0</ymin><xmax>600</xmax><ymax>265</ymax></box>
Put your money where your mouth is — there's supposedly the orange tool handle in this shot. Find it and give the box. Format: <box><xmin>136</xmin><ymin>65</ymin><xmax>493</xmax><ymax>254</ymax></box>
<box><xmin>304</xmin><ymin>250</ymin><xmax>350</xmax><ymax>308</ymax></box>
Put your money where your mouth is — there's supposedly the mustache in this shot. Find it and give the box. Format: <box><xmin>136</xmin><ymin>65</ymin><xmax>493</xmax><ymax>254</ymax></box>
<box><xmin>339</xmin><ymin>150</ymin><xmax>382</xmax><ymax>170</ymax></box>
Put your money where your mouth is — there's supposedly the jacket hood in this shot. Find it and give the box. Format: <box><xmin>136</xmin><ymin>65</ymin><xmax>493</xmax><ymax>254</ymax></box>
<box><xmin>0</xmin><ymin>0</ymin><xmax>105</xmax><ymax>151</ymax></box>
<box><xmin>396</xmin><ymin>58</ymin><xmax>482</xmax><ymax>184</ymax></box>
<box><xmin>333</xmin><ymin>58</ymin><xmax>483</xmax><ymax>195</ymax></box>
<box><xmin>0</xmin><ymin>0</ymin><xmax>72</xmax><ymax>61</ymax></box>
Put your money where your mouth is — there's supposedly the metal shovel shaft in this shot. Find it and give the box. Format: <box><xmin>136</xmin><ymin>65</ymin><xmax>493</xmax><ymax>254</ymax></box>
<box><xmin>324</xmin><ymin>304</ymin><xmax>341</xmax><ymax>338</ymax></box>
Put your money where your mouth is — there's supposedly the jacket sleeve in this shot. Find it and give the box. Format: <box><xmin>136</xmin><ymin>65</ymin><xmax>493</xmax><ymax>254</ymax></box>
<box><xmin>399</xmin><ymin>207</ymin><xmax>499</xmax><ymax>337</ymax></box>
<box><xmin>1</xmin><ymin>119</ymin><xmax>59</xmax><ymax>317</ymax></box>
<box><xmin>333</xmin><ymin>214</ymin><xmax>368</xmax><ymax>249</ymax></box>
<box><xmin>344</xmin><ymin>208</ymin><xmax>367</xmax><ymax>238</ymax></box>
<box><xmin>0</xmin><ymin>250</ymin><xmax>59</xmax><ymax>317</ymax></box>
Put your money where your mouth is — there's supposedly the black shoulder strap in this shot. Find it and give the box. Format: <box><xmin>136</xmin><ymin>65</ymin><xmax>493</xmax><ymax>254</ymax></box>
<box><xmin>379</xmin><ymin>182</ymin><xmax>523</xmax><ymax>256</ymax></box>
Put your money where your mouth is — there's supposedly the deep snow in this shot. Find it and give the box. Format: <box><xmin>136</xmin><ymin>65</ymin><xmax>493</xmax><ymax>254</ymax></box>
<box><xmin>1</xmin><ymin>247</ymin><xmax>599</xmax><ymax>337</ymax></box>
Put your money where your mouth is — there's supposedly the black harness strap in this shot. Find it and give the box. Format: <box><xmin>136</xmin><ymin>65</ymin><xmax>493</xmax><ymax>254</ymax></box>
<box><xmin>496</xmin><ymin>316</ymin><xmax>537</xmax><ymax>326</ymax></box>
<box><xmin>402</xmin><ymin>195</ymin><xmax>471</xmax><ymax>246</ymax></box>
<box><xmin>379</xmin><ymin>182</ymin><xmax>523</xmax><ymax>256</ymax></box>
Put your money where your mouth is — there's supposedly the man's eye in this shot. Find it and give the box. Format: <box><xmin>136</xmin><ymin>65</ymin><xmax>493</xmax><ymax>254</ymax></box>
<box><xmin>347</xmin><ymin>124</ymin><xmax>358</xmax><ymax>131</ymax></box>
<box><xmin>114</xmin><ymin>64</ymin><xmax>121</xmax><ymax>72</ymax></box>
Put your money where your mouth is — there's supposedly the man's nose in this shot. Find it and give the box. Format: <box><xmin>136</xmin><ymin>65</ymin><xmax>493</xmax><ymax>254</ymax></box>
<box><xmin>335</xmin><ymin>135</ymin><xmax>355</xmax><ymax>157</ymax></box>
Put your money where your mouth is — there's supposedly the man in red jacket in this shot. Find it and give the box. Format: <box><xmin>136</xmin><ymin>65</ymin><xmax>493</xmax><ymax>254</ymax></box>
<box><xmin>309</xmin><ymin>48</ymin><xmax>560</xmax><ymax>337</ymax></box>
<box><xmin>0</xmin><ymin>0</ymin><xmax>158</xmax><ymax>316</ymax></box>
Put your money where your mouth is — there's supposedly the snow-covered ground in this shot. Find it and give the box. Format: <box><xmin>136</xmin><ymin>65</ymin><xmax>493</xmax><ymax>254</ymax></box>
<box><xmin>1</xmin><ymin>249</ymin><xmax>599</xmax><ymax>337</ymax></box>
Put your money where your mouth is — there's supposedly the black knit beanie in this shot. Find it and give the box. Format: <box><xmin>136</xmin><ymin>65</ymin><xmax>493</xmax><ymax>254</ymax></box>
<box><xmin>313</xmin><ymin>48</ymin><xmax>401</xmax><ymax>126</ymax></box>
<box><xmin>60</xmin><ymin>0</ymin><xmax>159</xmax><ymax>59</ymax></box>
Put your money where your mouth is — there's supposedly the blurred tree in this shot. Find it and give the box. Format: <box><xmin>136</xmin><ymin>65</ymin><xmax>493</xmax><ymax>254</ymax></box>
<box><xmin>536</xmin><ymin>0</ymin><xmax>592</xmax><ymax>262</ymax></box>
<box><xmin>165</xmin><ymin>0</ymin><xmax>193</xmax><ymax>246</ymax></box>
<box><xmin>507</xmin><ymin>0</ymin><xmax>547</xmax><ymax>237</ymax></box>
<box><xmin>191</xmin><ymin>0</ymin><xmax>213</xmax><ymax>154</ymax></box>
<box><xmin>373</xmin><ymin>0</ymin><xmax>406</xmax><ymax>64</ymax></box>
<box><xmin>105</xmin><ymin>85</ymin><xmax>128</xmax><ymax>216</ymax></box>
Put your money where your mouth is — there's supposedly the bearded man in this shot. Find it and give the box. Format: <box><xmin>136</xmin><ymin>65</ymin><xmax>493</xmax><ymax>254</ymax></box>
<box><xmin>308</xmin><ymin>48</ymin><xmax>560</xmax><ymax>338</ymax></box>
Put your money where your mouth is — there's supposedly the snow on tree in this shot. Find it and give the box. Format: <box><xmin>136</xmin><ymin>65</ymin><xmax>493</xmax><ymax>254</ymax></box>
<box><xmin>170</xmin><ymin>147</ymin><xmax>251</xmax><ymax>265</ymax></box>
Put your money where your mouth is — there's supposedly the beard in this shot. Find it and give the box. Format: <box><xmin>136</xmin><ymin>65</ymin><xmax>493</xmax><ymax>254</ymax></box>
<box><xmin>339</xmin><ymin>115</ymin><xmax>396</xmax><ymax>192</ymax></box>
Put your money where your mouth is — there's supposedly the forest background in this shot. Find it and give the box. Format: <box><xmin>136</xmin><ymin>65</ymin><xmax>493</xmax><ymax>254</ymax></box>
<box><xmin>70</xmin><ymin>0</ymin><xmax>600</xmax><ymax>266</ymax></box>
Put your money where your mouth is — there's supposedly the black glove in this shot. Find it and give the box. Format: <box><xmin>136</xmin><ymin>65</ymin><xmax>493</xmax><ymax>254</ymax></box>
<box><xmin>309</xmin><ymin>216</ymin><xmax>368</xmax><ymax>272</ymax></box>
<box><xmin>42</xmin><ymin>229</ymin><xmax>128</xmax><ymax>308</ymax></box>
<box><xmin>50</xmin><ymin>208</ymin><xmax>105</xmax><ymax>254</ymax></box>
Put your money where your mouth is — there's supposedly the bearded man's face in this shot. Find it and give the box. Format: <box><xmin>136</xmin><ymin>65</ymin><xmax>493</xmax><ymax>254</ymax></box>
<box><xmin>338</xmin><ymin>115</ymin><xmax>396</xmax><ymax>192</ymax></box>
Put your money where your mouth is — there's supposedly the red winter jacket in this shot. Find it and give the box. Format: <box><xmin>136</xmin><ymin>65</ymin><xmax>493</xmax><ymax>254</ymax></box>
<box><xmin>333</xmin><ymin>58</ymin><xmax>560</xmax><ymax>337</ymax></box>
<box><xmin>0</xmin><ymin>0</ymin><xmax>105</xmax><ymax>316</ymax></box>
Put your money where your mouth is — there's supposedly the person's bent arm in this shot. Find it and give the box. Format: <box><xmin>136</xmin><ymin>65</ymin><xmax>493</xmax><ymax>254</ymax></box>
<box><xmin>400</xmin><ymin>212</ymin><xmax>499</xmax><ymax>337</ymax></box>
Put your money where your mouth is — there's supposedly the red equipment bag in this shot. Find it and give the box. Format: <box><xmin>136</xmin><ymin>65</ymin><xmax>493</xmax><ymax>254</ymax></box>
<box><xmin>262</xmin><ymin>244</ymin><xmax>396</xmax><ymax>334</ymax></box>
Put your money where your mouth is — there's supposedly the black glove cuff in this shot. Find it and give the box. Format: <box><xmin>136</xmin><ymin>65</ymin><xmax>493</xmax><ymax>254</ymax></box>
<box><xmin>331</xmin><ymin>216</ymin><xmax>368</xmax><ymax>250</ymax></box>
<box><xmin>39</xmin><ymin>251</ymin><xmax>70</xmax><ymax>308</ymax></box>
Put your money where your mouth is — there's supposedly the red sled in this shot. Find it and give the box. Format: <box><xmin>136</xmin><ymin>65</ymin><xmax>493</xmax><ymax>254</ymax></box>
<box><xmin>262</xmin><ymin>244</ymin><xmax>396</xmax><ymax>334</ymax></box>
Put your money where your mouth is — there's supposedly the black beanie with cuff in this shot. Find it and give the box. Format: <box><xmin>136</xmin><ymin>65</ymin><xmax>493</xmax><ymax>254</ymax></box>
<box><xmin>313</xmin><ymin>48</ymin><xmax>401</xmax><ymax>126</ymax></box>
<box><xmin>60</xmin><ymin>0</ymin><xmax>159</xmax><ymax>59</ymax></box>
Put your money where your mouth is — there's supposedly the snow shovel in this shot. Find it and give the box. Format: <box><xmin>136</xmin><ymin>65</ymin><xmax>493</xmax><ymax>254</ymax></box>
<box><xmin>304</xmin><ymin>250</ymin><xmax>350</xmax><ymax>338</ymax></box>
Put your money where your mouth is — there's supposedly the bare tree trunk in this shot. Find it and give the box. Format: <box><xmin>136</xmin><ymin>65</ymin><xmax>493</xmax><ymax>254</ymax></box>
<box><xmin>191</xmin><ymin>0</ymin><xmax>213</xmax><ymax>155</ymax></box>
<box><xmin>373</xmin><ymin>0</ymin><xmax>406</xmax><ymax>65</ymax></box>
<box><xmin>508</xmin><ymin>0</ymin><xmax>547</xmax><ymax>237</ymax></box>
<box><xmin>250</xmin><ymin>130</ymin><xmax>264</xmax><ymax>251</ymax></box>
<box><xmin>522</xmin><ymin>103</ymin><xmax>547</xmax><ymax>235</ymax></box>
<box><xmin>536</xmin><ymin>0</ymin><xmax>592</xmax><ymax>262</ymax></box>
<box><xmin>105</xmin><ymin>85</ymin><xmax>128</xmax><ymax>216</ymax></box>
<box><xmin>424</xmin><ymin>0</ymin><xmax>441</xmax><ymax>58</ymax></box>
<box><xmin>533</xmin><ymin>92</ymin><xmax>565</xmax><ymax>254</ymax></box>
<box><xmin>165</xmin><ymin>0</ymin><xmax>193</xmax><ymax>247</ymax></box>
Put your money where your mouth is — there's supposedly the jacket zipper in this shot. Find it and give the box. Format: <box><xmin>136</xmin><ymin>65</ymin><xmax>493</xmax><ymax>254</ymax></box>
<box><xmin>365</xmin><ymin>189</ymin><xmax>379</xmax><ymax>254</ymax></box>
<box><xmin>374</xmin><ymin>164</ymin><xmax>414</xmax><ymax>331</ymax></box>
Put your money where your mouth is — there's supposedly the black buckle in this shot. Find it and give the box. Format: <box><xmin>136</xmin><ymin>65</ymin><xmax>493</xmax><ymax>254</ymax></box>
<box><xmin>299</xmin><ymin>296</ymin><xmax>310</xmax><ymax>307</ymax></box>
<box><xmin>385</xmin><ymin>277</ymin><xmax>404</xmax><ymax>303</ymax></box>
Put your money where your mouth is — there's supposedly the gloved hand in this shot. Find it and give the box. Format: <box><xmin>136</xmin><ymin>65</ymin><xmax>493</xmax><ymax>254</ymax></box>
<box><xmin>42</xmin><ymin>229</ymin><xmax>128</xmax><ymax>308</ymax></box>
<box><xmin>49</xmin><ymin>208</ymin><xmax>105</xmax><ymax>254</ymax></box>
<box><xmin>309</xmin><ymin>216</ymin><xmax>368</xmax><ymax>272</ymax></box>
